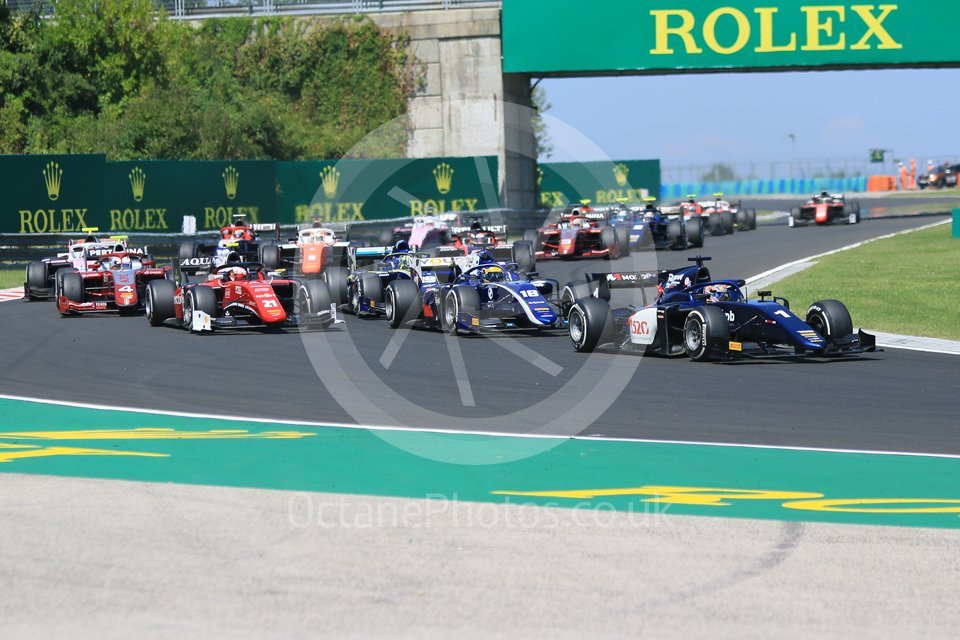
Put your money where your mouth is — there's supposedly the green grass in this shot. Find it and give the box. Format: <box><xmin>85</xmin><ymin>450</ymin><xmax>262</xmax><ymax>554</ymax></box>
<box><xmin>770</xmin><ymin>223</ymin><xmax>960</xmax><ymax>340</ymax></box>
<box><xmin>0</xmin><ymin>267</ymin><xmax>24</xmax><ymax>290</ymax></box>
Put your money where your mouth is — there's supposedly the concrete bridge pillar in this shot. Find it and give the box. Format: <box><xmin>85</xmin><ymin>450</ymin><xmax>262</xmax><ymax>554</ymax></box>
<box><xmin>372</xmin><ymin>8</ymin><xmax>536</xmax><ymax>210</ymax></box>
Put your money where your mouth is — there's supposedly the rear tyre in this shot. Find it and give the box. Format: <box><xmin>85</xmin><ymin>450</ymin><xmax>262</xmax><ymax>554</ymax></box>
<box><xmin>569</xmin><ymin>297</ymin><xmax>612</xmax><ymax>353</ymax></box>
<box><xmin>260</xmin><ymin>243</ymin><xmax>281</xmax><ymax>270</ymax></box>
<box><xmin>146</xmin><ymin>279</ymin><xmax>176</xmax><ymax>326</ymax></box>
<box><xmin>746</xmin><ymin>208</ymin><xmax>757</xmax><ymax>230</ymax></box>
<box><xmin>385</xmin><ymin>280</ymin><xmax>422</xmax><ymax>329</ymax></box>
<box><xmin>323</xmin><ymin>266</ymin><xmax>349</xmax><ymax>306</ymax></box>
<box><xmin>26</xmin><ymin>261</ymin><xmax>47</xmax><ymax>293</ymax></box>
<box><xmin>443</xmin><ymin>286</ymin><xmax>480</xmax><ymax>336</ymax></box>
<box><xmin>806</xmin><ymin>299</ymin><xmax>853</xmax><ymax>343</ymax></box>
<box><xmin>667</xmin><ymin>219</ymin><xmax>684</xmax><ymax>249</ymax></box>
<box><xmin>735</xmin><ymin>209</ymin><xmax>747</xmax><ymax>229</ymax></box>
<box><xmin>614</xmin><ymin>224</ymin><xmax>631</xmax><ymax>258</ymax></box>
<box><xmin>708</xmin><ymin>212</ymin><xmax>723</xmax><ymax>235</ymax></box>
<box><xmin>687</xmin><ymin>216</ymin><xmax>705</xmax><ymax>248</ymax></box>
<box><xmin>720</xmin><ymin>211</ymin><xmax>735</xmax><ymax>235</ymax></box>
<box><xmin>178</xmin><ymin>239</ymin><xmax>197</xmax><ymax>261</ymax></box>
<box><xmin>351</xmin><ymin>272</ymin><xmax>383</xmax><ymax>315</ymax></box>
<box><xmin>682</xmin><ymin>306</ymin><xmax>730</xmax><ymax>362</ymax></box>
<box><xmin>61</xmin><ymin>272</ymin><xmax>84</xmax><ymax>304</ymax></box>
<box><xmin>523</xmin><ymin>229</ymin><xmax>539</xmax><ymax>245</ymax></box>
<box><xmin>600</xmin><ymin>226</ymin><xmax>617</xmax><ymax>258</ymax></box>
<box><xmin>511</xmin><ymin>240</ymin><xmax>536</xmax><ymax>274</ymax></box>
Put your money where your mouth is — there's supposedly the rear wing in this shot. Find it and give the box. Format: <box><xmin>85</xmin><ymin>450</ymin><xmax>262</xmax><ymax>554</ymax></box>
<box><xmin>178</xmin><ymin>256</ymin><xmax>214</xmax><ymax>280</ymax></box>
<box><xmin>587</xmin><ymin>271</ymin><xmax>661</xmax><ymax>306</ymax></box>
<box><xmin>252</xmin><ymin>223</ymin><xmax>281</xmax><ymax>242</ymax></box>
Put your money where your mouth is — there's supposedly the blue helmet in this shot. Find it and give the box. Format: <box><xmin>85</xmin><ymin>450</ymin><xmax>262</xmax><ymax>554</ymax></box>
<box><xmin>393</xmin><ymin>240</ymin><xmax>410</xmax><ymax>253</ymax></box>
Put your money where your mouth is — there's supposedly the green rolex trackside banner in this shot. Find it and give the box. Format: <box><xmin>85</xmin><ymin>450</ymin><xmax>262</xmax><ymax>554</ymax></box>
<box><xmin>538</xmin><ymin>160</ymin><xmax>661</xmax><ymax>208</ymax></box>
<box><xmin>276</xmin><ymin>156</ymin><xmax>499</xmax><ymax>223</ymax></box>
<box><xmin>103</xmin><ymin>161</ymin><xmax>276</xmax><ymax>233</ymax></box>
<box><xmin>0</xmin><ymin>154</ymin><xmax>107</xmax><ymax>234</ymax></box>
<box><xmin>502</xmin><ymin>0</ymin><xmax>960</xmax><ymax>74</ymax></box>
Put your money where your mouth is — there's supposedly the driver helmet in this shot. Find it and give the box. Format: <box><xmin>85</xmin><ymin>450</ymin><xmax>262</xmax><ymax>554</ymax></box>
<box><xmin>120</xmin><ymin>256</ymin><xmax>133</xmax><ymax>270</ymax></box>
<box><xmin>225</xmin><ymin>266</ymin><xmax>247</xmax><ymax>281</ymax></box>
<box><xmin>481</xmin><ymin>265</ymin><xmax>506</xmax><ymax>283</ymax></box>
<box><xmin>393</xmin><ymin>240</ymin><xmax>410</xmax><ymax>253</ymax></box>
<box><xmin>109</xmin><ymin>257</ymin><xmax>122</xmax><ymax>270</ymax></box>
<box><xmin>820</xmin><ymin>190</ymin><xmax>829</xmax><ymax>198</ymax></box>
<box><xmin>233</xmin><ymin>228</ymin><xmax>245</xmax><ymax>239</ymax></box>
<box><xmin>470</xmin><ymin>221</ymin><xmax>483</xmax><ymax>232</ymax></box>
<box><xmin>705</xmin><ymin>284</ymin><xmax>731</xmax><ymax>303</ymax></box>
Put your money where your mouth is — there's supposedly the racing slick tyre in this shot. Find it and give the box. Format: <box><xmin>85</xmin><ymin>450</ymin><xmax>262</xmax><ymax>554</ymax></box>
<box><xmin>720</xmin><ymin>211</ymin><xmax>735</xmax><ymax>235</ymax></box>
<box><xmin>60</xmin><ymin>272</ymin><xmax>85</xmax><ymax>305</ymax></box>
<box><xmin>511</xmin><ymin>241</ymin><xmax>536</xmax><ymax>274</ymax></box>
<box><xmin>667</xmin><ymin>218</ymin><xmax>686</xmax><ymax>250</ymax></box>
<box><xmin>443</xmin><ymin>286</ymin><xmax>480</xmax><ymax>336</ymax></box>
<box><xmin>708</xmin><ymin>212</ymin><xmax>723</xmax><ymax>235</ymax></box>
<box><xmin>53</xmin><ymin>267</ymin><xmax>78</xmax><ymax>299</ymax></box>
<box><xmin>296</xmin><ymin>279</ymin><xmax>333</xmax><ymax>318</ymax></box>
<box><xmin>746</xmin><ymin>208</ymin><xmax>758</xmax><ymax>230</ymax></box>
<box><xmin>523</xmin><ymin>229</ymin><xmax>539</xmax><ymax>246</ymax></box>
<box><xmin>735</xmin><ymin>209</ymin><xmax>747</xmax><ymax>229</ymax></box>
<box><xmin>686</xmin><ymin>216</ymin><xmax>705</xmax><ymax>248</ymax></box>
<box><xmin>178</xmin><ymin>239</ymin><xmax>197</xmax><ymax>261</ymax></box>
<box><xmin>182</xmin><ymin>286</ymin><xmax>218</xmax><ymax>331</ymax></box>
<box><xmin>25</xmin><ymin>261</ymin><xmax>47</xmax><ymax>297</ymax></box>
<box><xmin>806</xmin><ymin>299</ymin><xmax>853</xmax><ymax>344</ymax></box>
<box><xmin>378</xmin><ymin>229</ymin><xmax>394</xmax><ymax>247</ymax></box>
<box><xmin>560</xmin><ymin>281</ymin><xmax>593</xmax><ymax>318</ymax></box>
<box><xmin>385</xmin><ymin>280</ymin><xmax>422</xmax><ymax>329</ymax></box>
<box><xmin>350</xmin><ymin>272</ymin><xmax>383</xmax><ymax>316</ymax></box>
<box><xmin>260</xmin><ymin>243</ymin><xmax>281</xmax><ymax>270</ymax></box>
<box><xmin>600</xmin><ymin>226</ymin><xmax>617</xmax><ymax>259</ymax></box>
<box><xmin>569</xmin><ymin>297</ymin><xmax>612</xmax><ymax>353</ymax></box>
<box><xmin>145</xmin><ymin>279</ymin><xmax>176</xmax><ymax>326</ymax></box>
<box><xmin>323</xmin><ymin>266</ymin><xmax>349</xmax><ymax>307</ymax></box>
<box><xmin>614</xmin><ymin>224</ymin><xmax>631</xmax><ymax>258</ymax></box>
<box><xmin>682</xmin><ymin>306</ymin><xmax>730</xmax><ymax>362</ymax></box>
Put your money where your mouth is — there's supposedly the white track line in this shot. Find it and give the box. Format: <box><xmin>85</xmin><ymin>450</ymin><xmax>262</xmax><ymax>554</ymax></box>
<box><xmin>2</xmin><ymin>392</ymin><xmax>958</xmax><ymax>460</ymax></box>
<box><xmin>0</xmin><ymin>287</ymin><xmax>24</xmax><ymax>302</ymax></box>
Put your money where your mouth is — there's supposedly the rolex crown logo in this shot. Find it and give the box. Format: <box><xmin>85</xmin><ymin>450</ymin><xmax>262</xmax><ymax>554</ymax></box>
<box><xmin>43</xmin><ymin>161</ymin><xmax>63</xmax><ymax>201</ymax></box>
<box><xmin>223</xmin><ymin>165</ymin><xmax>239</xmax><ymax>200</ymax></box>
<box><xmin>613</xmin><ymin>163</ymin><xmax>630</xmax><ymax>187</ymax></box>
<box><xmin>129</xmin><ymin>167</ymin><xmax>146</xmax><ymax>202</ymax></box>
<box><xmin>433</xmin><ymin>162</ymin><xmax>454</xmax><ymax>195</ymax></box>
<box><xmin>320</xmin><ymin>166</ymin><xmax>340</xmax><ymax>199</ymax></box>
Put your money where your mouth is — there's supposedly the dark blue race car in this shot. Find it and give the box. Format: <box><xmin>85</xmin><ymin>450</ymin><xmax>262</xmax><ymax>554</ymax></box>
<box><xmin>566</xmin><ymin>256</ymin><xmax>879</xmax><ymax>361</ymax></box>
<box><xmin>384</xmin><ymin>256</ymin><xmax>561</xmax><ymax>335</ymax></box>
<box><xmin>606</xmin><ymin>203</ymin><xmax>705</xmax><ymax>252</ymax></box>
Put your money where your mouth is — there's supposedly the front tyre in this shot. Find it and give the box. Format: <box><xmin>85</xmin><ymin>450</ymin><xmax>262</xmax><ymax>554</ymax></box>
<box><xmin>323</xmin><ymin>266</ymin><xmax>349</xmax><ymax>306</ymax></box>
<box><xmin>806</xmin><ymin>299</ymin><xmax>853</xmax><ymax>343</ymax></box>
<box><xmin>182</xmin><ymin>286</ymin><xmax>218</xmax><ymax>332</ymax></box>
<box><xmin>568</xmin><ymin>297</ymin><xmax>611</xmax><ymax>353</ymax></box>
<box><xmin>687</xmin><ymin>215</ymin><xmax>705</xmax><ymax>248</ymax></box>
<box><xmin>442</xmin><ymin>286</ymin><xmax>480</xmax><ymax>336</ymax></box>
<box><xmin>682</xmin><ymin>306</ymin><xmax>730</xmax><ymax>361</ymax></box>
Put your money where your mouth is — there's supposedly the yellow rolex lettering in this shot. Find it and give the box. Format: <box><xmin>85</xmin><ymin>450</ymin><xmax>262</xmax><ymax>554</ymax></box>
<box><xmin>74</xmin><ymin>209</ymin><xmax>88</xmax><ymax>229</ymax></box>
<box><xmin>850</xmin><ymin>4</ymin><xmax>902</xmax><ymax>50</ymax></box>
<box><xmin>802</xmin><ymin>6</ymin><xmax>846</xmax><ymax>51</ymax></box>
<box><xmin>783</xmin><ymin>498</ymin><xmax>960</xmax><ymax>514</ymax></box>
<box><xmin>464</xmin><ymin>199</ymin><xmax>478</xmax><ymax>211</ymax></box>
<box><xmin>650</xmin><ymin>9</ymin><xmax>703</xmax><ymax>54</ymax></box>
<box><xmin>110</xmin><ymin>209</ymin><xmax>122</xmax><ymax>230</ymax></box>
<box><xmin>703</xmin><ymin>7</ymin><xmax>751</xmax><ymax>55</ymax></box>
<box><xmin>409</xmin><ymin>200</ymin><xmax>423</xmax><ymax>217</ymax></box>
<box><xmin>204</xmin><ymin>207</ymin><xmax>218</xmax><ymax>229</ymax></box>
<box><xmin>349</xmin><ymin>203</ymin><xmax>364</xmax><ymax>220</ymax></box>
<box><xmin>60</xmin><ymin>209</ymin><xmax>74</xmax><ymax>232</ymax></box>
<box><xmin>154</xmin><ymin>209</ymin><xmax>167</xmax><ymax>229</ymax></box>
<box><xmin>755</xmin><ymin>7</ymin><xmax>797</xmax><ymax>52</ymax></box>
<box><xmin>19</xmin><ymin>210</ymin><xmax>34</xmax><ymax>234</ymax></box>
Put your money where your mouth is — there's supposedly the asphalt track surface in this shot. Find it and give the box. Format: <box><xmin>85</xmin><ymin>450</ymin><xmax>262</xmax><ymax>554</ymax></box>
<box><xmin>2</xmin><ymin>211</ymin><xmax>957</xmax><ymax>456</ymax></box>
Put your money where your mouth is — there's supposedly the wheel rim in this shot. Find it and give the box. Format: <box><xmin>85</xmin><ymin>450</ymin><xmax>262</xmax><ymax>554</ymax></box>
<box><xmin>569</xmin><ymin>308</ymin><xmax>584</xmax><ymax>345</ymax></box>
<box><xmin>351</xmin><ymin>284</ymin><xmax>360</xmax><ymax>314</ymax></box>
<box><xmin>385</xmin><ymin>289</ymin><xmax>395</xmax><ymax>321</ymax></box>
<box><xmin>444</xmin><ymin>294</ymin><xmax>457</xmax><ymax>330</ymax></box>
<box><xmin>684</xmin><ymin>318</ymin><xmax>702</xmax><ymax>352</ymax></box>
<box><xmin>183</xmin><ymin>292</ymin><xmax>193</xmax><ymax>328</ymax></box>
<box><xmin>298</xmin><ymin>290</ymin><xmax>309</xmax><ymax>316</ymax></box>
<box><xmin>809</xmin><ymin>315</ymin><xmax>826</xmax><ymax>339</ymax></box>
<box><xmin>146</xmin><ymin>288</ymin><xmax>153</xmax><ymax>320</ymax></box>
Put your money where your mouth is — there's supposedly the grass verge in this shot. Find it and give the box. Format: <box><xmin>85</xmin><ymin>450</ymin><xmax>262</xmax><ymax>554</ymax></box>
<box><xmin>0</xmin><ymin>267</ymin><xmax>24</xmax><ymax>290</ymax></box>
<box><xmin>769</xmin><ymin>222</ymin><xmax>960</xmax><ymax>340</ymax></box>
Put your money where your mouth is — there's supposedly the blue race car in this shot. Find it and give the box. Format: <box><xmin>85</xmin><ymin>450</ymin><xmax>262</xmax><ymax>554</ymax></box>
<box><xmin>323</xmin><ymin>242</ymin><xmax>418</xmax><ymax>317</ymax></box>
<box><xmin>384</xmin><ymin>254</ymin><xmax>561</xmax><ymax>335</ymax></box>
<box><xmin>606</xmin><ymin>201</ymin><xmax>705</xmax><ymax>251</ymax></box>
<box><xmin>566</xmin><ymin>256</ymin><xmax>878</xmax><ymax>361</ymax></box>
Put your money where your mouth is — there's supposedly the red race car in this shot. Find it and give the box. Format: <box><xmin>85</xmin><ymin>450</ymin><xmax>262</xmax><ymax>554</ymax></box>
<box><xmin>525</xmin><ymin>205</ymin><xmax>629</xmax><ymax>260</ymax></box>
<box><xmin>144</xmin><ymin>258</ymin><xmax>339</xmax><ymax>332</ymax></box>
<box><xmin>56</xmin><ymin>252</ymin><xmax>171</xmax><ymax>316</ymax></box>
<box><xmin>789</xmin><ymin>192</ymin><xmax>861</xmax><ymax>227</ymax></box>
